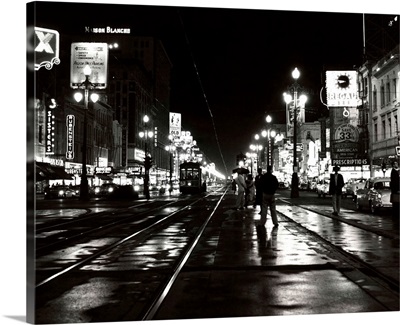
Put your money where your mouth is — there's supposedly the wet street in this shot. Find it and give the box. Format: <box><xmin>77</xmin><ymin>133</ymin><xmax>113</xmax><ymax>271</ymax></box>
<box><xmin>30</xmin><ymin>188</ymin><xmax>399</xmax><ymax>323</ymax></box>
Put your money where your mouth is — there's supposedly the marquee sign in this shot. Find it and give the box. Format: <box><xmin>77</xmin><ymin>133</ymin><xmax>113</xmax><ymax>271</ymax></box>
<box><xmin>34</xmin><ymin>27</ymin><xmax>60</xmax><ymax>70</ymax></box>
<box><xmin>169</xmin><ymin>112</ymin><xmax>181</xmax><ymax>139</ymax></box>
<box><xmin>326</xmin><ymin>70</ymin><xmax>359</xmax><ymax>107</ymax></box>
<box><xmin>70</xmin><ymin>42</ymin><xmax>109</xmax><ymax>89</ymax></box>
<box><xmin>66</xmin><ymin>115</ymin><xmax>75</xmax><ymax>160</ymax></box>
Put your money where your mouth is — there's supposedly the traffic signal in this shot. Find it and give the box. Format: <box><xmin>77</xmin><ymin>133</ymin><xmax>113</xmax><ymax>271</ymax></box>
<box><xmin>144</xmin><ymin>156</ymin><xmax>153</xmax><ymax>170</ymax></box>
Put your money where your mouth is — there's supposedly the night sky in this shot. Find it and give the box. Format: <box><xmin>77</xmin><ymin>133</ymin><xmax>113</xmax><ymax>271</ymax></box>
<box><xmin>30</xmin><ymin>0</ymin><xmax>397</xmax><ymax>176</ymax></box>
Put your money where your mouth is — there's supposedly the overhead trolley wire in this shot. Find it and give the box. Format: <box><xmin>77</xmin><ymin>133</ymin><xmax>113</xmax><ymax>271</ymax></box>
<box><xmin>177</xmin><ymin>10</ymin><xmax>229</xmax><ymax>177</ymax></box>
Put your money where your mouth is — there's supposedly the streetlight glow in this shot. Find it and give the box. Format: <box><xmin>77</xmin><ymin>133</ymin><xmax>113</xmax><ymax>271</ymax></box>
<box><xmin>292</xmin><ymin>67</ymin><xmax>300</xmax><ymax>79</ymax></box>
<box><xmin>83</xmin><ymin>65</ymin><xmax>92</xmax><ymax>76</ymax></box>
<box><xmin>90</xmin><ymin>93</ymin><xmax>99</xmax><ymax>103</ymax></box>
<box><xmin>74</xmin><ymin>92</ymin><xmax>83</xmax><ymax>102</ymax></box>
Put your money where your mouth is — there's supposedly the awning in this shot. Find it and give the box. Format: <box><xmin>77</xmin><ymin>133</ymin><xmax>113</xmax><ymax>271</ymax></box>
<box><xmin>36</xmin><ymin>162</ymin><xmax>74</xmax><ymax>181</ymax></box>
<box><xmin>95</xmin><ymin>174</ymin><xmax>113</xmax><ymax>181</ymax></box>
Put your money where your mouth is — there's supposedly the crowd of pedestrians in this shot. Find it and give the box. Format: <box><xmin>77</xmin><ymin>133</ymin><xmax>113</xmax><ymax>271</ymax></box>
<box><xmin>232</xmin><ymin>166</ymin><xmax>279</xmax><ymax>232</ymax></box>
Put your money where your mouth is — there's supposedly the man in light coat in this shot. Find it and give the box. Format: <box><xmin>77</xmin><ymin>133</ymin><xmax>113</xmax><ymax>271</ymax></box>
<box><xmin>235</xmin><ymin>171</ymin><xmax>246</xmax><ymax>210</ymax></box>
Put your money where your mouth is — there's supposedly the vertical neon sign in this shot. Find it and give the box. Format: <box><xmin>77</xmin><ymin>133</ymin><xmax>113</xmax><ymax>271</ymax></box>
<box><xmin>66</xmin><ymin>115</ymin><xmax>75</xmax><ymax>159</ymax></box>
<box><xmin>45</xmin><ymin>98</ymin><xmax>56</xmax><ymax>154</ymax></box>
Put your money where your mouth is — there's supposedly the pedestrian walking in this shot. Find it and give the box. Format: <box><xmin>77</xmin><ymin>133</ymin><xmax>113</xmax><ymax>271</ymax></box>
<box><xmin>390</xmin><ymin>161</ymin><xmax>400</xmax><ymax>219</ymax></box>
<box><xmin>231</xmin><ymin>178</ymin><xmax>237</xmax><ymax>194</ymax></box>
<box><xmin>257</xmin><ymin>165</ymin><xmax>279</xmax><ymax>231</ymax></box>
<box><xmin>253</xmin><ymin>168</ymin><xmax>263</xmax><ymax>211</ymax></box>
<box><xmin>245</xmin><ymin>174</ymin><xmax>255</xmax><ymax>208</ymax></box>
<box><xmin>234</xmin><ymin>171</ymin><xmax>246</xmax><ymax>210</ymax></box>
<box><xmin>328</xmin><ymin>165</ymin><xmax>345</xmax><ymax>216</ymax></box>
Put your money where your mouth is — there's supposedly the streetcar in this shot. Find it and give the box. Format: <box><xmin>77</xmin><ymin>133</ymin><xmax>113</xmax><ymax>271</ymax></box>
<box><xmin>179</xmin><ymin>161</ymin><xmax>206</xmax><ymax>194</ymax></box>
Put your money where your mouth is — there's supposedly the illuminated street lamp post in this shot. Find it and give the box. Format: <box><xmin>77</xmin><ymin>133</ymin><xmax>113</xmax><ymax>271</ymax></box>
<box><xmin>74</xmin><ymin>65</ymin><xmax>99</xmax><ymax>201</ymax></box>
<box><xmin>139</xmin><ymin>115</ymin><xmax>154</xmax><ymax>200</ymax></box>
<box><xmin>262</xmin><ymin>115</ymin><xmax>277</xmax><ymax>169</ymax></box>
<box><xmin>283</xmin><ymin>67</ymin><xmax>307</xmax><ymax>198</ymax></box>
<box><xmin>250</xmin><ymin>140</ymin><xmax>263</xmax><ymax>175</ymax></box>
<box><xmin>165</xmin><ymin>135</ymin><xmax>176</xmax><ymax>194</ymax></box>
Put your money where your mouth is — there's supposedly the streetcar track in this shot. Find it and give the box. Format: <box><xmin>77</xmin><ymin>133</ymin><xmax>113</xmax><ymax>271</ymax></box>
<box><xmin>34</xmin><ymin>188</ymin><xmax>398</xmax><ymax>321</ymax></box>
<box><xmin>35</xmin><ymin>200</ymin><xmax>179</xmax><ymax>253</ymax></box>
<box><xmin>36</xmin><ymin>191</ymin><xmax>223</xmax><ymax>289</ymax></box>
<box><xmin>141</xmin><ymin>188</ymin><xmax>228</xmax><ymax>320</ymax></box>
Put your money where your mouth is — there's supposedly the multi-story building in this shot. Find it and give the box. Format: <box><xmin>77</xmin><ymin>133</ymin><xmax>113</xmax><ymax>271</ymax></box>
<box><xmin>106</xmin><ymin>36</ymin><xmax>172</xmax><ymax>186</ymax></box>
<box><xmin>358</xmin><ymin>44</ymin><xmax>399</xmax><ymax>176</ymax></box>
<box><xmin>34</xmin><ymin>32</ymin><xmax>173</xmax><ymax>190</ymax></box>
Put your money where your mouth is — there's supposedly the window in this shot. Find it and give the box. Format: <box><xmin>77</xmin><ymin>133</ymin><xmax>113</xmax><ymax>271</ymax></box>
<box><xmin>374</xmin><ymin>120</ymin><xmax>378</xmax><ymax>142</ymax></box>
<box><xmin>382</xmin><ymin>118</ymin><xmax>386</xmax><ymax>140</ymax></box>
<box><xmin>373</xmin><ymin>87</ymin><xmax>377</xmax><ymax>111</ymax></box>
<box><xmin>388</xmin><ymin>116</ymin><xmax>392</xmax><ymax>137</ymax></box>
<box><xmin>394</xmin><ymin>78</ymin><xmax>398</xmax><ymax>100</ymax></box>
<box><xmin>386</xmin><ymin>81</ymin><xmax>391</xmax><ymax>104</ymax></box>
<box><xmin>380</xmin><ymin>85</ymin><xmax>385</xmax><ymax>107</ymax></box>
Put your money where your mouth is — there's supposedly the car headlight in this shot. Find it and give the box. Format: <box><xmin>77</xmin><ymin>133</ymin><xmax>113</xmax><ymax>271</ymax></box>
<box><xmin>59</xmin><ymin>190</ymin><xmax>64</xmax><ymax>195</ymax></box>
<box><xmin>108</xmin><ymin>187</ymin><xmax>114</xmax><ymax>193</ymax></box>
<box><xmin>134</xmin><ymin>185</ymin><xmax>140</xmax><ymax>191</ymax></box>
<box><xmin>95</xmin><ymin>187</ymin><xmax>100</xmax><ymax>193</ymax></box>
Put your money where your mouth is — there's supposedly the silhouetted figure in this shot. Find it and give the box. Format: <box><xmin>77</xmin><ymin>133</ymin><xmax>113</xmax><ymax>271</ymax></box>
<box><xmin>390</xmin><ymin>161</ymin><xmax>400</xmax><ymax>219</ymax></box>
<box><xmin>257</xmin><ymin>165</ymin><xmax>279</xmax><ymax>233</ymax></box>
<box><xmin>329</xmin><ymin>165</ymin><xmax>345</xmax><ymax>216</ymax></box>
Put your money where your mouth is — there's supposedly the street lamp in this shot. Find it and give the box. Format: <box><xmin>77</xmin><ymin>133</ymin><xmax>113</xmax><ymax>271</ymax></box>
<box><xmin>283</xmin><ymin>67</ymin><xmax>307</xmax><ymax>198</ymax></box>
<box><xmin>261</xmin><ymin>115</ymin><xmax>277</xmax><ymax>169</ymax></box>
<box><xmin>139</xmin><ymin>114</ymin><xmax>154</xmax><ymax>200</ymax></box>
<box><xmin>74</xmin><ymin>65</ymin><xmax>99</xmax><ymax>200</ymax></box>
<box><xmin>249</xmin><ymin>143</ymin><xmax>262</xmax><ymax>175</ymax></box>
<box><xmin>165</xmin><ymin>134</ymin><xmax>176</xmax><ymax>193</ymax></box>
<box><xmin>253</xmin><ymin>134</ymin><xmax>263</xmax><ymax>170</ymax></box>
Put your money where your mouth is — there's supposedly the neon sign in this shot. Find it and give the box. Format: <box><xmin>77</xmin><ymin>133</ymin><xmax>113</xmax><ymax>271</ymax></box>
<box><xmin>66</xmin><ymin>115</ymin><xmax>75</xmax><ymax>160</ymax></box>
<box><xmin>45</xmin><ymin>98</ymin><xmax>56</xmax><ymax>155</ymax></box>
<box><xmin>326</xmin><ymin>71</ymin><xmax>359</xmax><ymax>107</ymax></box>
<box><xmin>34</xmin><ymin>27</ymin><xmax>60</xmax><ymax>70</ymax></box>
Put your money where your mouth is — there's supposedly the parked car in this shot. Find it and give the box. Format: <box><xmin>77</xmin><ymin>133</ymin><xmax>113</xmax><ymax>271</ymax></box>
<box><xmin>309</xmin><ymin>179</ymin><xmax>318</xmax><ymax>192</ymax></box>
<box><xmin>94</xmin><ymin>183</ymin><xmax>139</xmax><ymax>200</ymax></box>
<box><xmin>70</xmin><ymin>185</ymin><xmax>96</xmax><ymax>198</ymax></box>
<box><xmin>343</xmin><ymin>178</ymin><xmax>367</xmax><ymax>199</ymax></box>
<box><xmin>299</xmin><ymin>181</ymin><xmax>308</xmax><ymax>191</ymax></box>
<box><xmin>44</xmin><ymin>185</ymin><xmax>74</xmax><ymax>199</ymax></box>
<box><xmin>278</xmin><ymin>180</ymin><xmax>289</xmax><ymax>189</ymax></box>
<box><xmin>94</xmin><ymin>183</ymin><xmax>119</xmax><ymax>197</ymax></box>
<box><xmin>316</xmin><ymin>178</ymin><xmax>330</xmax><ymax>197</ymax></box>
<box><xmin>356</xmin><ymin>177</ymin><xmax>391</xmax><ymax>214</ymax></box>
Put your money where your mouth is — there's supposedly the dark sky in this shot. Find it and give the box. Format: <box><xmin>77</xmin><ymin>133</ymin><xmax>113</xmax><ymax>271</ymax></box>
<box><xmin>30</xmin><ymin>1</ymin><xmax>397</xmax><ymax>176</ymax></box>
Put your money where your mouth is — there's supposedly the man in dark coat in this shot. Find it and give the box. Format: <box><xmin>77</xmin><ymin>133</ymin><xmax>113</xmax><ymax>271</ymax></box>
<box><xmin>257</xmin><ymin>165</ymin><xmax>279</xmax><ymax>230</ymax></box>
<box><xmin>253</xmin><ymin>168</ymin><xmax>263</xmax><ymax>211</ymax></box>
<box><xmin>329</xmin><ymin>165</ymin><xmax>345</xmax><ymax>216</ymax></box>
<box><xmin>390</xmin><ymin>161</ymin><xmax>400</xmax><ymax>219</ymax></box>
